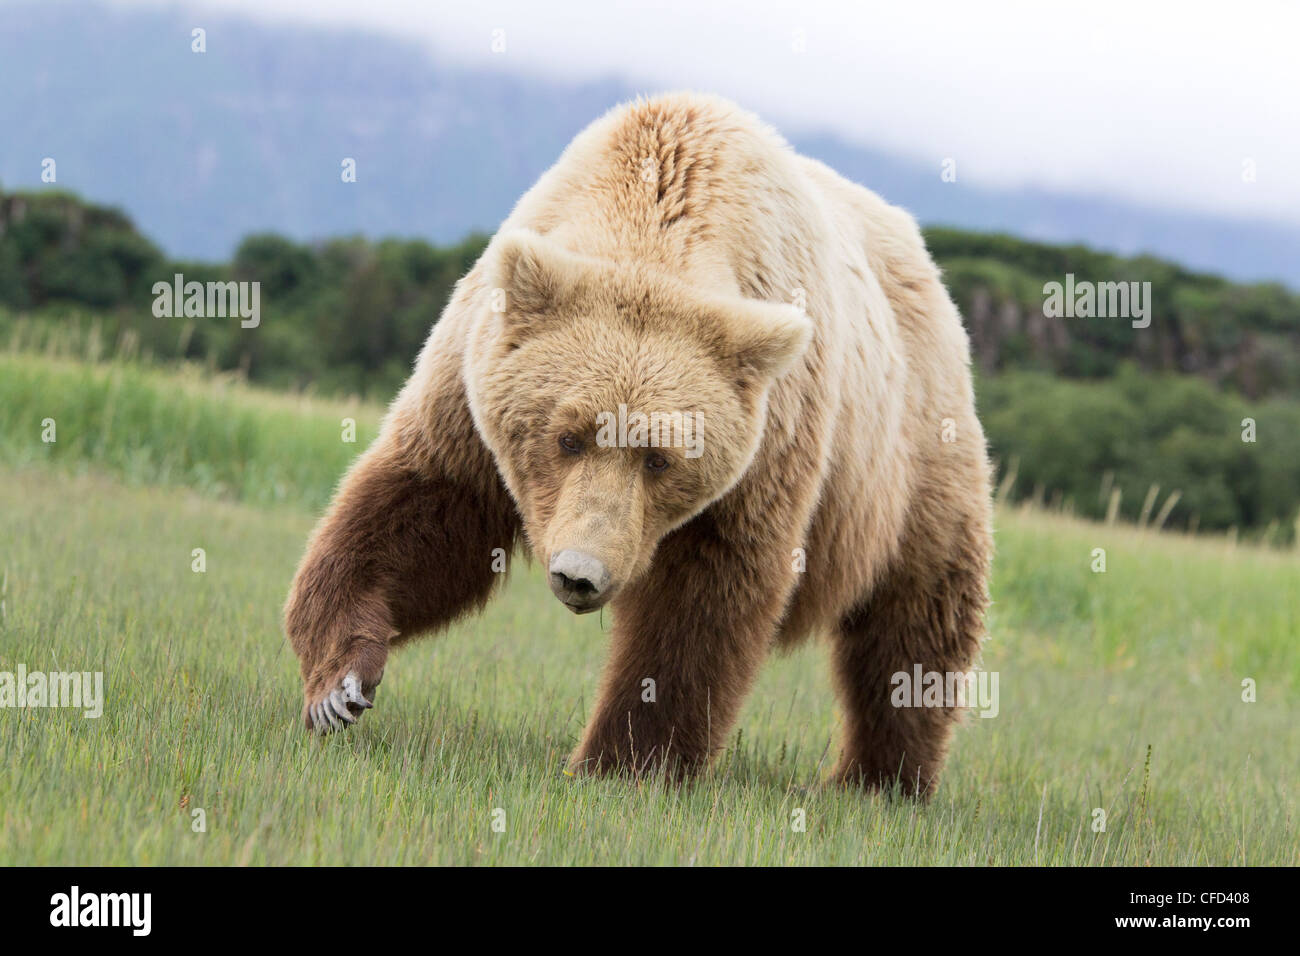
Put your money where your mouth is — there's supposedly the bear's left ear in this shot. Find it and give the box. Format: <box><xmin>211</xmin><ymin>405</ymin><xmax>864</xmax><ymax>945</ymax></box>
<box><xmin>715</xmin><ymin>299</ymin><xmax>813</xmax><ymax>381</ymax></box>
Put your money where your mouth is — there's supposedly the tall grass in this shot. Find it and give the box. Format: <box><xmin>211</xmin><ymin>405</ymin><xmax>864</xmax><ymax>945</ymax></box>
<box><xmin>0</xmin><ymin>352</ymin><xmax>381</xmax><ymax>510</ymax></box>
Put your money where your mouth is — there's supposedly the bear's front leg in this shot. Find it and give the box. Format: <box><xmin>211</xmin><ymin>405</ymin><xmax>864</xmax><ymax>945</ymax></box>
<box><xmin>568</xmin><ymin>526</ymin><xmax>794</xmax><ymax>781</ymax></box>
<box><xmin>285</xmin><ymin>405</ymin><xmax>518</xmax><ymax>734</ymax></box>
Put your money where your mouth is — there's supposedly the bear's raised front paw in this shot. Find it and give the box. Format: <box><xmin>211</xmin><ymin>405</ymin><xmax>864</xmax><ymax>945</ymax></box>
<box><xmin>303</xmin><ymin>671</ymin><xmax>376</xmax><ymax>734</ymax></box>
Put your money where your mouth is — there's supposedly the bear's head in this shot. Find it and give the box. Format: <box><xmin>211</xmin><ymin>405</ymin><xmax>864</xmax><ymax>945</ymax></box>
<box><xmin>465</xmin><ymin>229</ymin><xmax>811</xmax><ymax>614</ymax></box>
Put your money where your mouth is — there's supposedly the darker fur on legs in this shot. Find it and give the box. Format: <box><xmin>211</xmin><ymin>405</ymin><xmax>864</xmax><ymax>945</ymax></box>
<box><xmin>830</xmin><ymin>545</ymin><xmax>990</xmax><ymax>799</ymax></box>
<box><xmin>568</xmin><ymin>516</ymin><xmax>793</xmax><ymax>781</ymax></box>
<box><xmin>284</xmin><ymin>434</ymin><xmax>517</xmax><ymax>729</ymax></box>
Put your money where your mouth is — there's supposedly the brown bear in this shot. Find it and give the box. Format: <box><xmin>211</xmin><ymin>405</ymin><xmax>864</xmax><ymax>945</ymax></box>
<box><xmin>284</xmin><ymin>92</ymin><xmax>992</xmax><ymax>797</ymax></box>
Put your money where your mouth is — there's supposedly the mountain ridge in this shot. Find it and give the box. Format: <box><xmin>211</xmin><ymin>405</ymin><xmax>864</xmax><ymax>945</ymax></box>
<box><xmin>2</xmin><ymin>0</ymin><xmax>1297</xmax><ymax>288</ymax></box>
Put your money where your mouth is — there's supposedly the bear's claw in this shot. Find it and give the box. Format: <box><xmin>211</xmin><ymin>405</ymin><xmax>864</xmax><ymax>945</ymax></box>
<box><xmin>307</xmin><ymin>670</ymin><xmax>375</xmax><ymax>734</ymax></box>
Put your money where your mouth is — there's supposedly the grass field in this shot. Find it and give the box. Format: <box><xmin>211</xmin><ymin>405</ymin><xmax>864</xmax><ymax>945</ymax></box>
<box><xmin>0</xmin><ymin>354</ymin><xmax>1296</xmax><ymax>865</ymax></box>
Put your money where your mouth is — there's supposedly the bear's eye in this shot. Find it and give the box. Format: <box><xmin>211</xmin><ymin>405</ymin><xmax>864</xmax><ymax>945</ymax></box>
<box><xmin>559</xmin><ymin>433</ymin><xmax>583</xmax><ymax>455</ymax></box>
<box><xmin>645</xmin><ymin>452</ymin><xmax>670</xmax><ymax>473</ymax></box>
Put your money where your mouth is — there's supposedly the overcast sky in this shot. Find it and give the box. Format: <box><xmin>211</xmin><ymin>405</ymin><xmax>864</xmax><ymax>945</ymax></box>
<box><xmin>122</xmin><ymin>0</ymin><xmax>1300</xmax><ymax>227</ymax></box>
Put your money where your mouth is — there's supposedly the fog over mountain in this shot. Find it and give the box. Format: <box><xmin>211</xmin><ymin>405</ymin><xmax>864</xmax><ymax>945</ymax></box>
<box><xmin>3</xmin><ymin>0</ymin><xmax>1297</xmax><ymax>287</ymax></box>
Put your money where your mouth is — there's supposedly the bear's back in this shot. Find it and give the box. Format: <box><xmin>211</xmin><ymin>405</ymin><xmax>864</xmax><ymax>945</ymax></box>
<box><xmin>504</xmin><ymin>93</ymin><xmax>830</xmax><ymax>296</ymax></box>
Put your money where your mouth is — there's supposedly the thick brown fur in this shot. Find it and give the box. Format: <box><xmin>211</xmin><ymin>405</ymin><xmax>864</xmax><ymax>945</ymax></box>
<box><xmin>284</xmin><ymin>93</ymin><xmax>992</xmax><ymax>797</ymax></box>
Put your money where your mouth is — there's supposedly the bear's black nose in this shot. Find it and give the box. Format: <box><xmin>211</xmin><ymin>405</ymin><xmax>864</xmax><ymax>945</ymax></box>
<box><xmin>548</xmin><ymin>549</ymin><xmax>611</xmax><ymax>613</ymax></box>
<box><xmin>552</xmin><ymin>570</ymin><xmax>596</xmax><ymax>595</ymax></box>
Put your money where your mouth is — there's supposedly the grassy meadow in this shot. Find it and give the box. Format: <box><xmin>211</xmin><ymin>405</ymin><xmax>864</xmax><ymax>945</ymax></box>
<box><xmin>0</xmin><ymin>353</ymin><xmax>1296</xmax><ymax>865</ymax></box>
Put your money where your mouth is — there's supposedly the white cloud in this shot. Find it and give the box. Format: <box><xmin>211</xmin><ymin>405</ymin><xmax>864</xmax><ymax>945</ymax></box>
<box><xmin>127</xmin><ymin>0</ymin><xmax>1300</xmax><ymax>225</ymax></box>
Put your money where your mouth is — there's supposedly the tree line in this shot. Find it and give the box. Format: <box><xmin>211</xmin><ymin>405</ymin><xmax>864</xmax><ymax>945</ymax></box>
<box><xmin>2</xmin><ymin>186</ymin><xmax>1297</xmax><ymax>539</ymax></box>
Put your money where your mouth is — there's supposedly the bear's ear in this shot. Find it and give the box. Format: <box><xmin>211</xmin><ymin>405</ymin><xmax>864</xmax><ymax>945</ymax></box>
<box><xmin>715</xmin><ymin>298</ymin><xmax>813</xmax><ymax>381</ymax></box>
<box><xmin>491</xmin><ymin>229</ymin><xmax>585</xmax><ymax>319</ymax></box>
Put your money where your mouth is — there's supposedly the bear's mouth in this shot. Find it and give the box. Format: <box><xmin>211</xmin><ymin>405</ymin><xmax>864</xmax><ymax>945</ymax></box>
<box><xmin>563</xmin><ymin>600</ymin><xmax>602</xmax><ymax>615</ymax></box>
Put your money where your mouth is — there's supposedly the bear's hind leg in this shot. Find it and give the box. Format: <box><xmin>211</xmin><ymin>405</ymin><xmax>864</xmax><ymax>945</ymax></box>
<box><xmin>830</xmin><ymin>551</ymin><xmax>989</xmax><ymax>798</ymax></box>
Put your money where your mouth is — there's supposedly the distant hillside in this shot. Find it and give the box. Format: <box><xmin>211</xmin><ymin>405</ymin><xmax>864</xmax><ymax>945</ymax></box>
<box><xmin>927</xmin><ymin>229</ymin><xmax>1300</xmax><ymax>398</ymax></box>
<box><xmin>4</xmin><ymin>188</ymin><xmax>1297</xmax><ymax>399</ymax></box>
<box><xmin>2</xmin><ymin>0</ymin><xmax>1299</xmax><ymax>287</ymax></box>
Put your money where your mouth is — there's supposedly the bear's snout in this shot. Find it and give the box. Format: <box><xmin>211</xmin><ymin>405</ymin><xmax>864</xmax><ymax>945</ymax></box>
<box><xmin>548</xmin><ymin>549</ymin><xmax>612</xmax><ymax>613</ymax></box>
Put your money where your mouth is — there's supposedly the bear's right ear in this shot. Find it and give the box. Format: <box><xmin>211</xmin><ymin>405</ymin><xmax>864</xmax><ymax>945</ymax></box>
<box><xmin>490</xmin><ymin>230</ymin><xmax>585</xmax><ymax>322</ymax></box>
